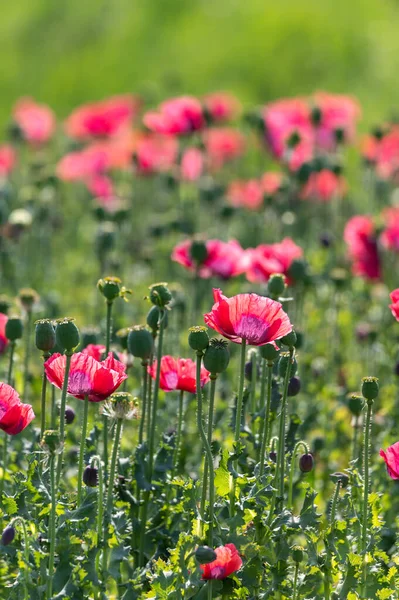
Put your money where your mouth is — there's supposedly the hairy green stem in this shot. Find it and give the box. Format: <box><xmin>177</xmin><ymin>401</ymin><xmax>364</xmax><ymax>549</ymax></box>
<box><xmin>173</xmin><ymin>390</ymin><xmax>185</xmax><ymax>474</ymax></box>
<box><xmin>103</xmin><ymin>417</ymin><xmax>123</xmax><ymax>572</ymax></box>
<box><xmin>56</xmin><ymin>352</ymin><xmax>72</xmax><ymax>489</ymax></box>
<box><xmin>138</xmin><ymin>362</ymin><xmax>148</xmax><ymax>445</ymax></box>
<box><xmin>77</xmin><ymin>396</ymin><xmax>89</xmax><ymax>505</ymax></box>
<box><xmin>200</xmin><ymin>376</ymin><xmax>217</xmax><ymax>520</ymax></box>
<box><xmin>47</xmin><ymin>453</ymin><xmax>57</xmax><ymax>599</ymax></box>
<box><xmin>275</xmin><ymin>347</ymin><xmax>294</xmax><ymax>511</ymax></box>
<box><xmin>287</xmin><ymin>441</ymin><xmax>309</xmax><ymax>511</ymax></box>
<box><xmin>250</xmin><ymin>351</ymin><xmax>257</xmax><ymax>416</ymax></box>
<box><xmin>23</xmin><ymin>310</ymin><xmax>32</xmax><ymax>403</ymax></box>
<box><xmin>103</xmin><ymin>301</ymin><xmax>113</xmax><ymax>483</ymax></box>
<box><xmin>148</xmin><ymin>310</ymin><xmax>166</xmax><ymax>477</ymax></box>
<box><xmin>40</xmin><ymin>354</ymin><xmax>50</xmax><ymax>439</ymax></box>
<box><xmin>361</xmin><ymin>399</ymin><xmax>373</xmax><ymax>596</ymax></box>
<box><xmin>259</xmin><ymin>363</ymin><xmax>273</xmax><ymax>477</ymax></box>
<box><xmin>230</xmin><ymin>338</ymin><xmax>246</xmax><ymax>520</ymax></box>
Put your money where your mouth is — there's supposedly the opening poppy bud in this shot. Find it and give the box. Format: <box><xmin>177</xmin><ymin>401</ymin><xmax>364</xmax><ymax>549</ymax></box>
<box><xmin>147</xmin><ymin>306</ymin><xmax>169</xmax><ymax>333</ymax></box>
<box><xmin>288</xmin><ymin>376</ymin><xmax>301</xmax><ymax>397</ymax></box>
<box><xmin>127</xmin><ymin>326</ymin><xmax>154</xmax><ymax>360</ymax></box>
<box><xmin>269</xmin><ymin>451</ymin><xmax>277</xmax><ymax>463</ymax></box>
<box><xmin>65</xmin><ymin>406</ymin><xmax>76</xmax><ymax>425</ymax></box>
<box><xmin>41</xmin><ymin>429</ymin><xmax>61</xmax><ymax>454</ymax></box>
<box><xmin>195</xmin><ymin>546</ymin><xmax>217</xmax><ymax>564</ymax></box>
<box><xmin>260</xmin><ymin>343</ymin><xmax>279</xmax><ymax>362</ymax></box>
<box><xmin>5</xmin><ymin>317</ymin><xmax>23</xmax><ymax>341</ymax></box>
<box><xmin>278</xmin><ymin>352</ymin><xmax>297</xmax><ymax>379</ymax></box>
<box><xmin>330</xmin><ymin>471</ymin><xmax>349</xmax><ymax>488</ymax></box>
<box><xmin>361</xmin><ymin>377</ymin><xmax>379</xmax><ymax>401</ymax></box>
<box><xmin>280</xmin><ymin>330</ymin><xmax>297</xmax><ymax>348</ymax></box>
<box><xmin>190</xmin><ymin>240</ymin><xmax>208</xmax><ymax>264</ymax></box>
<box><xmin>0</xmin><ymin>296</ymin><xmax>12</xmax><ymax>315</ymax></box>
<box><xmin>348</xmin><ymin>394</ymin><xmax>363</xmax><ymax>416</ymax></box>
<box><xmin>35</xmin><ymin>319</ymin><xmax>55</xmax><ymax>352</ymax></box>
<box><xmin>97</xmin><ymin>276</ymin><xmax>122</xmax><ymax>302</ymax></box>
<box><xmin>267</xmin><ymin>274</ymin><xmax>286</xmax><ymax>299</ymax></box>
<box><xmin>148</xmin><ymin>282</ymin><xmax>172</xmax><ymax>308</ymax></box>
<box><xmin>203</xmin><ymin>338</ymin><xmax>230</xmax><ymax>374</ymax></box>
<box><xmin>83</xmin><ymin>466</ymin><xmax>98</xmax><ymax>487</ymax></box>
<box><xmin>188</xmin><ymin>326</ymin><xmax>209</xmax><ymax>352</ymax></box>
<box><xmin>299</xmin><ymin>453</ymin><xmax>314</xmax><ymax>473</ymax></box>
<box><xmin>1</xmin><ymin>525</ymin><xmax>15</xmax><ymax>546</ymax></box>
<box><xmin>292</xmin><ymin>545</ymin><xmax>304</xmax><ymax>563</ymax></box>
<box><xmin>55</xmin><ymin>318</ymin><xmax>80</xmax><ymax>353</ymax></box>
<box><xmin>81</xmin><ymin>327</ymin><xmax>100</xmax><ymax>348</ymax></box>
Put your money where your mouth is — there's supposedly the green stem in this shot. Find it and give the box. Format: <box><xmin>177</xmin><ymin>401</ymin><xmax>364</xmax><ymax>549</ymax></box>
<box><xmin>287</xmin><ymin>441</ymin><xmax>309</xmax><ymax>511</ymax></box>
<box><xmin>293</xmin><ymin>562</ymin><xmax>299</xmax><ymax>600</ymax></box>
<box><xmin>55</xmin><ymin>352</ymin><xmax>72</xmax><ymax>489</ymax></box>
<box><xmin>11</xmin><ymin>517</ymin><xmax>30</xmax><ymax>600</ymax></box>
<box><xmin>40</xmin><ymin>355</ymin><xmax>50</xmax><ymax>439</ymax></box>
<box><xmin>7</xmin><ymin>340</ymin><xmax>15</xmax><ymax>386</ymax></box>
<box><xmin>352</xmin><ymin>415</ymin><xmax>360</xmax><ymax>462</ymax></box>
<box><xmin>0</xmin><ymin>433</ymin><xmax>8</xmax><ymax>502</ymax></box>
<box><xmin>103</xmin><ymin>418</ymin><xmax>123</xmax><ymax>573</ymax></box>
<box><xmin>148</xmin><ymin>310</ymin><xmax>165</xmax><ymax>478</ymax></box>
<box><xmin>196</xmin><ymin>353</ymin><xmax>215</xmax><ymax>546</ymax></box>
<box><xmin>92</xmin><ymin>456</ymin><xmax>104</xmax><ymax>575</ymax></box>
<box><xmin>50</xmin><ymin>385</ymin><xmax>56</xmax><ymax>429</ymax></box>
<box><xmin>361</xmin><ymin>399</ymin><xmax>373</xmax><ymax>596</ymax></box>
<box><xmin>275</xmin><ymin>347</ymin><xmax>294</xmax><ymax>511</ymax></box>
<box><xmin>77</xmin><ymin>396</ymin><xmax>89</xmax><ymax>505</ymax></box>
<box><xmin>138</xmin><ymin>362</ymin><xmax>148</xmax><ymax>445</ymax></box>
<box><xmin>250</xmin><ymin>351</ymin><xmax>257</xmax><ymax>416</ymax></box>
<box><xmin>329</xmin><ymin>481</ymin><xmax>341</xmax><ymax>526</ymax></box>
<box><xmin>23</xmin><ymin>310</ymin><xmax>32</xmax><ymax>403</ymax></box>
<box><xmin>259</xmin><ymin>363</ymin><xmax>273</xmax><ymax>477</ymax></box>
<box><xmin>173</xmin><ymin>390</ymin><xmax>185</xmax><ymax>474</ymax></box>
<box><xmin>47</xmin><ymin>453</ymin><xmax>56</xmax><ymax>599</ymax></box>
<box><xmin>200</xmin><ymin>376</ymin><xmax>217</xmax><ymax>521</ymax></box>
<box><xmin>103</xmin><ymin>301</ymin><xmax>113</xmax><ymax>482</ymax></box>
<box><xmin>105</xmin><ymin>301</ymin><xmax>112</xmax><ymax>355</ymax></box>
<box><xmin>230</xmin><ymin>338</ymin><xmax>246</xmax><ymax>520</ymax></box>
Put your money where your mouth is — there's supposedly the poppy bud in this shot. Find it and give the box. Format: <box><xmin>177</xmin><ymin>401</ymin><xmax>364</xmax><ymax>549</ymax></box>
<box><xmin>146</xmin><ymin>306</ymin><xmax>169</xmax><ymax>333</ymax></box>
<box><xmin>287</xmin><ymin>376</ymin><xmax>301</xmax><ymax>397</ymax></box>
<box><xmin>65</xmin><ymin>406</ymin><xmax>76</xmax><ymax>425</ymax></box>
<box><xmin>260</xmin><ymin>343</ymin><xmax>279</xmax><ymax>362</ymax></box>
<box><xmin>269</xmin><ymin>451</ymin><xmax>277</xmax><ymax>463</ymax></box>
<box><xmin>18</xmin><ymin>288</ymin><xmax>39</xmax><ymax>312</ymax></box>
<box><xmin>35</xmin><ymin>319</ymin><xmax>55</xmax><ymax>352</ymax></box>
<box><xmin>348</xmin><ymin>394</ymin><xmax>363</xmax><ymax>416</ymax></box>
<box><xmin>299</xmin><ymin>453</ymin><xmax>314</xmax><ymax>473</ymax></box>
<box><xmin>330</xmin><ymin>471</ymin><xmax>349</xmax><ymax>488</ymax></box>
<box><xmin>245</xmin><ymin>360</ymin><xmax>257</xmax><ymax>381</ymax></box>
<box><xmin>361</xmin><ymin>377</ymin><xmax>379</xmax><ymax>401</ymax></box>
<box><xmin>55</xmin><ymin>318</ymin><xmax>80</xmax><ymax>353</ymax></box>
<box><xmin>0</xmin><ymin>296</ymin><xmax>12</xmax><ymax>315</ymax></box>
<box><xmin>195</xmin><ymin>545</ymin><xmax>217</xmax><ymax>564</ymax></box>
<box><xmin>41</xmin><ymin>430</ymin><xmax>61</xmax><ymax>454</ymax></box>
<box><xmin>280</xmin><ymin>330</ymin><xmax>297</xmax><ymax>348</ymax></box>
<box><xmin>97</xmin><ymin>276</ymin><xmax>122</xmax><ymax>302</ymax></box>
<box><xmin>320</xmin><ymin>232</ymin><xmax>334</xmax><ymax>248</ymax></box>
<box><xmin>148</xmin><ymin>282</ymin><xmax>172</xmax><ymax>308</ymax></box>
<box><xmin>292</xmin><ymin>545</ymin><xmax>304</xmax><ymax>563</ymax></box>
<box><xmin>203</xmin><ymin>338</ymin><xmax>230</xmax><ymax>374</ymax></box>
<box><xmin>188</xmin><ymin>326</ymin><xmax>209</xmax><ymax>352</ymax></box>
<box><xmin>267</xmin><ymin>274</ymin><xmax>286</xmax><ymax>299</ymax></box>
<box><xmin>278</xmin><ymin>352</ymin><xmax>297</xmax><ymax>379</ymax></box>
<box><xmin>5</xmin><ymin>317</ymin><xmax>23</xmax><ymax>341</ymax></box>
<box><xmin>1</xmin><ymin>525</ymin><xmax>15</xmax><ymax>546</ymax></box>
<box><xmin>190</xmin><ymin>239</ymin><xmax>208</xmax><ymax>264</ymax></box>
<box><xmin>127</xmin><ymin>326</ymin><xmax>154</xmax><ymax>360</ymax></box>
<box><xmin>116</xmin><ymin>328</ymin><xmax>129</xmax><ymax>351</ymax></box>
<box><xmin>83</xmin><ymin>466</ymin><xmax>98</xmax><ymax>487</ymax></box>
<box><xmin>81</xmin><ymin>327</ymin><xmax>100</xmax><ymax>348</ymax></box>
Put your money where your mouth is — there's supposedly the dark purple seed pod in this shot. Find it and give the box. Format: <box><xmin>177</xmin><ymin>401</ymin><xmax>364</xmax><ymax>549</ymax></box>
<box><xmin>287</xmin><ymin>376</ymin><xmax>301</xmax><ymax>397</ymax></box>
<box><xmin>83</xmin><ymin>466</ymin><xmax>98</xmax><ymax>487</ymax></box>
<box><xmin>269</xmin><ymin>451</ymin><xmax>277</xmax><ymax>463</ymax></box>
<box><xmin>65</xmin><ymin>406</ymin><xmax>76</xmax><ymax>425</ymax></box>
<box><xmin>299</xmin><ymin>453</ymin><xmax>314</xmax><ymax>473</ymax></box>
<box><xmin>1</xmin><ymin>525</ymin><xmax>15</xmax><ymax>546</ymax></box>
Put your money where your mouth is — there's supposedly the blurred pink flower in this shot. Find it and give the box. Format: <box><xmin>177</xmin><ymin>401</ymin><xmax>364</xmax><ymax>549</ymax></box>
<box><xmin>312</xmin><ymin>91</ymin><xmax>361</xmax><ymax>150</ymax></box>
<box><xmin>261</xmin><ymin>172</ymin><xmax>283</xmax><ymax>197</ymax></box>
<box><xmin>172</xmin><ymin>238</ymin><xmax>248</xmax><ymax>279</ymax></box>
<box><xmin>202</xmin><ymin>92</ymin><xmax>242</xmax><ymax>122</ymax></box>
<box><xmin>344</xmin><ymin>215</ymin><xmax>381</xmax><ymax>281</ymax></box>
<box><xmin>180</xmin><ymin>148</ymin><xmax>204</xmax><ymax>181</ymax></box>
<box><xmin>143</xmin><ymin>96</ymin><xmax>204</xmax><ymax>135</ymax></box>
<box><xmin>13</xmin><ymin>98</ymin><xmax>55</xmax><ymax>144</ymax></box>
<box><xmin>0</xmin><ymin>145</ymin><xmax>16</xmax><ymax>177</ymax></box>
<box><xmin>203</xmin><ymin>128</ymin><xmax>246</xmax><ymax>169</ymax></box>
<box><xmin>227</xmin><ymin>179</ymin><xmax>263</xmax><ymax>210</ymax></box>
<box><xmin>300</xmin><ymin>169</ymin><xmax>346</xmax><ymax>202</ymax></box>
<box><xmin>134</xmin><ymin>134</ymin><xmax>178</xmax><ymax>174</ymax></box>
<box><xmin>65</xmin><ymin>95</ymin><xmax>139</xmax><ymax>139</ymax></box>
<box><xmin>246</xmin><ymin>238</ymin><xmax>303</xmax><ymax>284</ymax></box>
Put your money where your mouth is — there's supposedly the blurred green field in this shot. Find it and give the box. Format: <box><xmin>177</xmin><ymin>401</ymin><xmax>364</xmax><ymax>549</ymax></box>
<box><xmin>1</xmin><ymin>0</ymin><xmax>399</xmax><ymax>127</ymax></box>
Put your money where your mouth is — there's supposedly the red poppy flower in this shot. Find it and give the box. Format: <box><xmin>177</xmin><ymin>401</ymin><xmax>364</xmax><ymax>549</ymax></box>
<box><xmin>13</xmin><ymin>98</ymin><xmax>55</xmax><ymax>144</ymax></box>
<box><xmin>344</xmin><ymin>216</ymin><xmax>381</xmax><ymax>281</ymax></box>
<box><xmin>0</xmin><ymin>313</ymin><xmax>8</xmax><ymax>355</ymax></box>
<box><xmin>44</xmin><ymin>352</ymin><xmax>127</xmax><ymax>403</ymax></box>
<box><xmin>172</xmin><ymin>238</ymin><xmax>248</xmax><ymax>280</ymax></box>
<box><xmin>134</xmin><ymin>134</ymin><xmax>178</xmax><ymax>175</ymax></box>
<box><xmin>143</xmin><ymin>96</ymin><xmax>204</xmax><ymax>135</ymax></box>
<box><xmin>202</xmin><ymin>92</ymin><xmax>242</xmax><ymax>122</ymax></box>
<box><xmin>380</xmin><ymin>442</ymin><xmax>399</xmax><ymax>479</ymax></box>
<box><xmin>204</xmin><ymin>288</ymin><xmax>292</xmax><ymax>346</ymax></box>
<box><xmin>200</xmin><ymin>543</ymin><xmax>242</xmax><ymax>580</ymax></box>
<box><xmin>82</xmin><ymin>344</ymin><xmax>106</xmax><ymax>362</ymax></box>
<box><xmin>390</xmin><ymin>289</ymin><xmax>399</xmax><ymax>322</ymax></box>
<box><xmin>245</xmin><ymin>238</ymin><xmax>303</xmax><ymax>285</ymax></box>
<box><xmin>148</xmin><ymin>356</ymin><xmax>210</xmax><ymax>394</ymax></box>
<box><xmin>0</xmin><ymin>383</ymin><xmax>35</xmax><ymax>435</ymax></box>
<box><xmin>0</xmin><ymin>145</ymin><xmax>16</xmax><ymax>177</ymax></box>
<box><xmin>202</xmin><ymin>128</ymin><xmax>245</xmax><ymax>169</ymax></box>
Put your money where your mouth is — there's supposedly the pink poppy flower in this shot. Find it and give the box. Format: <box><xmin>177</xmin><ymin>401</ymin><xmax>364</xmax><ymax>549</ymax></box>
<box><xmin>0</xmin><ymin>383</ymin><xmax>35</xmax><ymax>435</ymax></box>
<box><xmin>202</xmin><ymin>128</ymin><xmax>245</xmax><ymax>169</ymax></box>
<box><xmin>344</xmin><ymin>216</ymin><xmax>381</xmax><ymax>281</ymax></box>
<box><xmin>172</xmin><ymin>239</ymin><xmax>248</xmax><ymax>279</ymax></box>
<box><xmin>44</xmin><ymin>352</ymin><xmax>127</xmax><ymax>403</ymax></box>
<box><xmin>380</xmin><ymin>442</ymin><xmax>399</xmax><ymax>479</ymax></box>
<box><xmin>261</xmin><ymin>172</ymin><xmax>284</xmax><ymax>197</ymax></box>
<box><xmin>65</xmin><ymin>95</ymin><xmax>139</xmax><ymax>139</ymax></box>
<box><xmin>300</xmin><ymin>169</ymin><xmax>346</xmax><ymax>202</ymax></box>
<box><xmin>0</xmin><ymin>314</ymin><xmax>8</xmax><ymax>355</ymax></box>
<box><xmin>0</xmin><ymin>145</ymin><xmax>16</xmax><ymax>177</ymax></box>
<box><xmin>134</xmin><ymin>134</ymin><xmax>178</xmax><ymax>175</ymax></box>
<box><xmin>180</xmin><ymin>147</ymin><xmax>204</xmax><ymax>181</ymax></box>
<box><xmin>13</xmin><ymin>98</ymin><xmax>55</xmax><ymax>144</ymax></box>
<box><xmin>390</xmin><ymin>289</ymin><xmax>399</xmax><ymax>322</ymax></box>
<box><xmin>381</xmin><ymin>207</ymin><xmax>399</xmax><ymax>251</ymax></box>
<box><xmin>204</xmin><ymin>288</ymin><xmax>292</xmax><ymax>346</ymax></box>
<box><xmin>200</xmin><ymin>543</ymin><xmax>242</xmax><ymax>579</ymax></box>
<box><xmin>312</xmin><ymin>91</ymin><xmax>361</xmax><ymax>150</ymax></box>
<box><xmin>148</xmin><ymin>356</ymin><xmax>210</xmax><ymax>394</ymax></box>
<box><xmin>246</xmin><ymin>238</ymin><xmax>303</xmax><ymax>285</ymax></box>
<box><xmin>143</xmin><ymin>96</ymin><xmax>204</xmax><ymax>135</ymax></box>
<box><xmin>82</xmin><ymin>344</ymin><xmax>106</xmax><ymax>362</ymax></box>
<box><xmin>202</xmin><ymin>92</ymin><xmax>242</xmax><ymax>122</ymax></box>
<box><xmin>227</xmin><ymin>179</ymin><xmax>264</xmax><ymax>210</ymax></box>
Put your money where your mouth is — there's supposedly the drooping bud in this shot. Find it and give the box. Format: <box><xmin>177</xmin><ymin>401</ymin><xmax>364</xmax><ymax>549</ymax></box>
<box><xmin>299</xmin><ymin>453</ymin><xmax>314</xmax><ymax>473</ymax></box>
<box><xmin>203</xmin><ymin>338</ymin><xmax>230</xmax><ymax>374</ymax></box>
<box><xmin>146</xmin><ymin>306</ymin><xmax>169</xmax><ymax>333</ymax></box>
<box><xmin>195</xmin><ymin>546</ymin><xmax>217</xmax><ymax>564</ymax></box>
<box><xmin>65</xmin><ymin>406</ymin><xmax>76</xmax><ymax>425</ymax></box>
<box><xmin>267</xmin><ymin>274</ymin><xmax>286</xmax><ymax>299</ymax></box>
<box><xmin>330</xmin><ymin>471</ymin><xmax>349</xmax><ymax>489</ymax></box>
<box><xmin>127</xmin><ymin>326</ymin><xmax>154</xmax><ymax>360</ymax></box>
<box><xmin>260</xmin><ymin>343</ymin><xmax>279</xmax><ymax>362</ymax></box>
<box><xmin>188</xmin><ymin>326</ymin><xmax>209</xmax><ymax>352</ymax></box>
<box><xmin>83</xmin><ymin>466</ymin><xmax>98</xmax><ymax>487</ymax></box>
<box><xmin>35</xmin><ymin>319</ymin><xmax>56</xmax><ymax>352</ymax></box>
<box><xmin>5</xmin><ymin>317</ymin><xmax>23</xmax><ymax>341</ymax></box>
<box><xmin>1</xmin><ymin>525</ymin><xmax>15</xmax><ymax>546</ymax></box>
<box><xmin>148</xmin><ymin>282</ymin><xmax>172</xmax><ymax>308</ymax></box>
<box><xmin>55</xmin><ymin>318</ymin><xmax>80</xmax><ymax>353</ymax></box>
<box><xmin>269</xmin><ymin>451</ymin><xmax>277</xmax><ymax>463</ymax></box>
<box><xmin>361</xmin><ymin>377</ymin><xmax>379</xmax><ymax>401</ymax></box>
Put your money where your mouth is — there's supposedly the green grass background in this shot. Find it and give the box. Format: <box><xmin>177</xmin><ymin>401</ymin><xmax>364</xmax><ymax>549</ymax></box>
<box><xmin>1</xmin><ymin>0</ymin><xmax>399</xmax><ymax>127</ymax></box>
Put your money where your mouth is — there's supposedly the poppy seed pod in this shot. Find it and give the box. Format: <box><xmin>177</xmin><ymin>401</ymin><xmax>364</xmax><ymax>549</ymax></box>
<box><xmin>81</xmin><ymin>327</ymin><xmax>100</xmax><ymax>348</ymax></box>
<box><xmin>267</xmin><ymin>274</ymin><xmax>286</xmax><ymax>299</ymax></box>
<box><xmin>348</xmin><ymin>394</ymin><xmax>363</xmax><ymax>416</ymax></box>
<box><xmin>260</xmin><ymin>343</ymin><xmax>279</xmax><ymax>362</ymax></box>
<box><xmin>1</xmin><ymin>525</ymin><xmax>15</xmax><ymax>546</ymax></box>
<box><xmin>195</xmin><ymin>546</ymin><xmax>217</xmax><ymax>564</ymax></box>
<box><xmin>147</xmin><ymin>306</ymin><xmax>169</xmax><ymax>333</ymax></box>
<box><xmin>299</xmin><ymin>453</ymin><xmax>314</xmax><ymax>473</ymax></box>
<box><xmin>278</xmin><ymin>352</ymin><xmax>297</xmax><ymax>379</ymax></box>
<box><xmin>97</xmin><ymin>276</ymin><xmax>122</xmax><ymax>302</ymax></box>
<box><xmin>127</xmin><ymin>326</ymin><xmax>154</xmax><ymax>360</ymax></box>
<box><xmin>190</xmin><ymin>239</ymin><xmax>208</xmax><ymax>264</ymax></box>
<box><xmin>5</xmin><ymin>317</ymin><xmax>23</xmax><ymax>341</ymax></box>
<box><xmin>361</xmin><ymin>377</ymin><xmax>379</xmax><ymax>401</ymax></box>
<box><xmin>203</xmin><ymin>338</ymin><xmax>230</xmax><ymax>374</ymax></box>
<box><xmin>83</xmin><ymin>466</ymin><xmax>98</xmax><ymax>487</ymax></box>
<box><xmin>292</xmin><ymin>545</ymin><xmax>304</xmax><ymax>563</ymax></box>
<box><xmin>55</xmin><ymin>318</ymin><xmax>80</xmax><ymax>353</ymax></box>
<box><xmin>148</xmin><ymin>282</ymin><xmax>172</xmax><ymax>308</ymax></box>
<box><xmin>35</xmin><ymin>319</ymin><xmax>55</xmax><ymax>352</ymax></box>
<box><xmin>188</xmin><ymin>326</ymin><xmax>209</xmax><ymax>352</ymax></box>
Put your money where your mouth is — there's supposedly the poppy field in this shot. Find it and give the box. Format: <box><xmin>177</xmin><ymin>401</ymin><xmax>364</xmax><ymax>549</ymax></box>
<box><xmin>1</xmin><ymin>89</ymin><xmax>399</xmax><ymax>600</ymax></box>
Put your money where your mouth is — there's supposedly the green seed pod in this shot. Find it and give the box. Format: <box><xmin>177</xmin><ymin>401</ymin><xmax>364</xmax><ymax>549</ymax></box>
<box><xmin>348</xmin><ymin>394</ymin><xmax>364</xmax><ymax>416</ymax></box>
<box><xmin>267</xmin><ymin>274</ymin><xmax>286</xmax><ymax>299</ymax></box>
<box><xmin>97</xmin><ymin>276</ymin><xmax>122</xmax><ymax>302</ymax></box>
<box><xmin>35</xmin><ymin>319</ymin><xmax>55</xmax><ymax>352</ymax></box>
<box><xmin>203</xmin><ymin>338</ymin><xmax>230</xmax><ymax>374</ymax></box>
<box><xmin>292</xmin><ymin>545</ymin><xmax>304</xmax><ymax>563</ymax></box>
<box><xmin>260</xmin><ymin>343</ymin><xmax>279</xmax><ymax>362</ymax></box>
<box><xmin>55</xmin><ymin>318</ymin><xmax>80</xmax><ymax>353</ymax></box>
<box><xmin>278</xmin><ymin>352</ymin><xmax>297</xmax><ymax>379</ymax></box>
<box><xmin>361</xmin><ymin>377</ymin><xmax>379</xmax><ymax>401</ymax></box>
<box><xmin>18</xmin><ymin>288</ymin><xmax>39</xmax><ymax>312</ymax></box>
<box><xmin>195</xmin><ymin>546</ymin><xmax>217</xmax><ymax>564</ymax></box>
<box><xmin>146</xmin><ymin>306</ymin><xmax>169</xmax><ymax>333</ymax></box>
<box><xmin>188</xmin><ymin>326</ymin><xmax>209</xmax><ymax>352</ymax></box>
<box><xmin>5</xmin><ymin>317</ymin><xmax>23</xmax><ymax>341</ymax></box>
<box><xmin>127</xmin><ymin>326</ymin><xmax>154</xmax><ymax>360</ymax></box>
<box><xmin>148</xmin><ymin>282</ymin><xmax>172</xmax><ymax>308</ymax></box>
<box><xmin>190</xmin><ymin>239</ymin><xmax>208</xmax><ymax>264</ymax></box>
<box><xmin>280</xmin><ymin>330</ymin><xmax>297</xmax><ymax>348</ymax></box>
